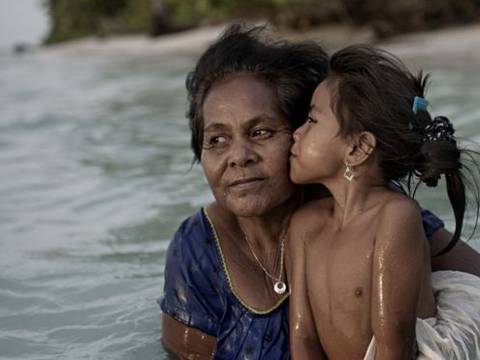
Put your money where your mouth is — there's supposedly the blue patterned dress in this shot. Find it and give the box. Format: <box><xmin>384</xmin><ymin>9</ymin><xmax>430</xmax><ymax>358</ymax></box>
<box><xmin>160</xmin><ymin>208</ymin><xmax>443</xmax><ymax>359</ymax></box>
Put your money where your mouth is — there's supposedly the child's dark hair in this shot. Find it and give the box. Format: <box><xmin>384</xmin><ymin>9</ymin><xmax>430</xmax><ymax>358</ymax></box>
<box><xmin>186</xmin><ymin>24</ymin><xmax>328</xmax><ymax>162</ymax></box>
<box><xmin>325</xmin><ymin>45</ymin><xmax>479</xmax><ymax>255</ymax></box>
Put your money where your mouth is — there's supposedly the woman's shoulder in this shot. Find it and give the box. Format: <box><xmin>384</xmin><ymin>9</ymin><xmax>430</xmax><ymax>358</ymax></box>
<box><xmin>168</xmin><ymin>207</ymin><xmax>216</xmax><ymax>258</ymax></box>
<box><xmin>164</xmin><ymin>206</ymin><xmax>223</xmax><ymax>291</ymax></box>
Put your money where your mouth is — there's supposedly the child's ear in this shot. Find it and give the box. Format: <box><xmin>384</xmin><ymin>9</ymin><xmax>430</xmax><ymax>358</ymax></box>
<box><xmin>345</xmin><ymin>132</ymin><xmax>376</xmax><ymax>166</ymax></box>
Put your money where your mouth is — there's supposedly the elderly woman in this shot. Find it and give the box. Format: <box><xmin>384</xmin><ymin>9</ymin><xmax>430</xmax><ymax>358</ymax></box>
<box><xmin>159</xmin><ymin>25</ymin><xmax>480</xmax><ymax>359</ymax></box>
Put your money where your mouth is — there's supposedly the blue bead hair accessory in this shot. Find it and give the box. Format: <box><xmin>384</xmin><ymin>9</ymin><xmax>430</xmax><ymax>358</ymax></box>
<box><xmin>412</xmin><ymin>96</ymin><xmax>429</xmax><ymax>114</ymax></box>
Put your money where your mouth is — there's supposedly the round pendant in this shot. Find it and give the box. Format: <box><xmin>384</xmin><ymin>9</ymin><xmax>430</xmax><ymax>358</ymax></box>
<box><xmin>274</xmin><ymin>281</ymin><xmax>287</xmax><ymax>295</ymax></box>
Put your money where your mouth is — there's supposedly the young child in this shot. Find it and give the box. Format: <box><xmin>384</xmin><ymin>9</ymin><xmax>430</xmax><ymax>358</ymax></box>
<box><xmin>287</xmin><ymin>45</ymin><xmax>480</xmax><ymax>359</ymax></box>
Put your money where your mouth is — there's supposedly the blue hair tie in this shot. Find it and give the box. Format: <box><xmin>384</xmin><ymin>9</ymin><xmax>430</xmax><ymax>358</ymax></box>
<box><xmin>412</xmin><ymin>96</ymin><xmax>428</xmax><ymax>114</ymax></box>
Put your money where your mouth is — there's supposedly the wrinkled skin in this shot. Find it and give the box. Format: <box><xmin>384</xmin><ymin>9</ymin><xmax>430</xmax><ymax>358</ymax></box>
<box><xmin>201</xmin><ymin>73</ymin><xmax>296</xmax><ymax>219</ymax></box>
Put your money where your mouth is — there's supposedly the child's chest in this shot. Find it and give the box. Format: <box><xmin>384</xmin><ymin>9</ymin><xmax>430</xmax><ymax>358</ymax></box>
<box><xmin>305</xmin><ymin>222</ymin><xmax>377</xmax><ymax>302</ymax></box>
<box><xmin>304</xmin><ymin>220</ymin><xmax>378</xmax><ymax>345</ymax></box>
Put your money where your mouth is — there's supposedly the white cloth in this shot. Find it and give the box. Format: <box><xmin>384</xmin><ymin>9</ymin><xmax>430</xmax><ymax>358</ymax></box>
<box><xmin>363</xmin><ymin>271</ymin><xmax>480</xmax><ymax>359</ymax></box>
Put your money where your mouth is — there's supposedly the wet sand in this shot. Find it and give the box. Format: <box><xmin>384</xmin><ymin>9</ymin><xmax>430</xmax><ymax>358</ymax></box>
<box><xmin>44</xmin><ymin>22</ymin><xmax>480</xmax><ymax>62</ymax></box>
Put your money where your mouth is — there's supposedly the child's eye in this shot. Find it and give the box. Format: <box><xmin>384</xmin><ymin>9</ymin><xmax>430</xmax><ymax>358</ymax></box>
<box><xmin>251</xmin><ymin>128</ymin><xmax>274</xmax><ymax>139</ymax></box>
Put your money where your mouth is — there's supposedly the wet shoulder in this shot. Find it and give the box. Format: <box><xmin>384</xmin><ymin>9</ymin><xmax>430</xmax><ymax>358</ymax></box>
<box><xmin>166</xmin><ymin>208</ymin><xmax>218</xmax><ymax>270</ymax></box>
<box><xmin>376</xmin><ymin>193</ymin><xmax>424</xmax><ymax>249</ymax></box>
<box><xmin>290</xmin><ymin>198</ymin><xmax>332</xmax><ymax>230</ymax></box>
<box><xmin>288</xmin><ymin>198</ymin><xmax>332</xmax><ymax>249</ymax></box>
<box><xmin>378</xmin><ymin>193</ymin><xmax>422</xmax><ymax>227</ymax></box>
<box><xmin>175</xmin><ymin>208</ymin><xmax>214</xmax><ymax>242</ymax></box>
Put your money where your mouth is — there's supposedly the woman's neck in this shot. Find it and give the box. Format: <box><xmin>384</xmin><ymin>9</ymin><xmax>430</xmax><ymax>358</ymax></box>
<box><xmin>240</xmin><ymin>200</ymin><xmax>298</xmax><ymax>253</ymax></box>
<box><xmin>210</xmin><ymin>196</ymin><xmax>298</xmax><ymax>254</ymax></box>
<box><xmin>240</xmin><ymin>209</ymin><xmax>291</xmax><ymax>250</ymax></box>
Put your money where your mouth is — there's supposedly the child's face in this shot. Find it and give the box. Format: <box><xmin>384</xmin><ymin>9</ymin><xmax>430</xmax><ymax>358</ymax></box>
<box><xmin>290</xmin><ymin>82</ymin><xmax>349</xmax><ymax>184</ymax></box>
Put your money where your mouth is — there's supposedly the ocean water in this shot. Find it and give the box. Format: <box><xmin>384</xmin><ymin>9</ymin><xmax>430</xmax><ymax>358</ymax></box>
<box><xmin>1</xmin><ymin>33</ymin><xmax>480</xmax><ymax>359</ymax></box>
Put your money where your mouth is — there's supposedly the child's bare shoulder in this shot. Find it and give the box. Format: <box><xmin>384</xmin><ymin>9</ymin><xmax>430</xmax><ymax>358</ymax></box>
<box><xmin>376</xmin><ymin>193</ymin><xmax>424</xmax><ymax>249</ymax></box>
<box><xmin>287</xmin><ymin>199</ymin><xmax>331</xmax><ymax>258</ymax></box>
<box><xmin>379</xmin><ymin>193</ymin><xmax>422</xmax><ymax>225</ymax></box>
<box><xmin>289</xmin><ymin>199</ymin><xmax>332</xmax><ymax>233</ymax></box>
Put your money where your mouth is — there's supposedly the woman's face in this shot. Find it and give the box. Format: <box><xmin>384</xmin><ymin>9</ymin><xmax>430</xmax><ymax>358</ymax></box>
<box><xmin>290</xmin><ymin>82</ymin><xmax>348</xmax><ymax>184</ymax></box>
<box><xmin>201</xmin><ymin>73</ymin><xmax>296</xmax><ymax>217</ymax></box>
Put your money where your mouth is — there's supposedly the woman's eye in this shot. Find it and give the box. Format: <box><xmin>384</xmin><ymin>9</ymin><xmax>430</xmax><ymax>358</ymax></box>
<box><xmin>251</xmin><ymin>129</ymin><xmax>273</xmax><ymax>139</ymax></box>
<box><xmin>209</xmin><ymin>135</ymin><xmax>228</xmax><ymax>145</ymax></box>
<box><xmin>306</xmin><ymin>116</ymin><xmax>317</xmax><ymax>124</ymax></box>
<box><xmin>202</xmin><ymin>135</ymin><xmax>230</xmax><ymax>151</ymax></box>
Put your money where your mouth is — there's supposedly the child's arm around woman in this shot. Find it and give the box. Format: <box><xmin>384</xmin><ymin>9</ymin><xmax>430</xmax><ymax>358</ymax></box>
<box><xmin>372</xmin><ymin>196</ymin><xmax>434</xmax><ymax>359</ymax></box>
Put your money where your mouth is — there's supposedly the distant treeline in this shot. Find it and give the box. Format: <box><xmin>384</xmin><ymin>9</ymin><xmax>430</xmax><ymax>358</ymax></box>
<box><xmin>44</xmin><ymin>0</ymin><xmax>480</xmax><ymax>44</ymax></box>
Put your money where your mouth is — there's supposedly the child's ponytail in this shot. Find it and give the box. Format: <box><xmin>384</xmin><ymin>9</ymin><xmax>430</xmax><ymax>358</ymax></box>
<box><xmin>414</xmin><ymin>115</ymin><xmax>465</xmax><ymax>255</ymax></box>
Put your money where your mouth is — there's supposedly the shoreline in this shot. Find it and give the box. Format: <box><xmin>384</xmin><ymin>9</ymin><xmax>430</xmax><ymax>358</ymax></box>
<box><xmin>38</xmin><ymin>22</ymin><xmax>480</xmax><ymax>63</ymax></box>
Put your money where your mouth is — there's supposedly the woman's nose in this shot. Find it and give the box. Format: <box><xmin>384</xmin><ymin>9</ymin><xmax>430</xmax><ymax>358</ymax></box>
<box><xmin>227</xmin><ymin>140</ymin><xmax>259</xmax><ymax>168</ymax></box>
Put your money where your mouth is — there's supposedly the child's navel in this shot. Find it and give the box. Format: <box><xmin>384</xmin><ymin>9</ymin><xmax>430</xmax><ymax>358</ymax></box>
<box><xmin>354</xmin><ymin>287</ymin><xmax>363</xmax><ymax>297</ymax></box>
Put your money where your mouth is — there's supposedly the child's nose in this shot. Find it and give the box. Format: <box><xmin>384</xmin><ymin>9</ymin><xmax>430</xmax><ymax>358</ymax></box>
<box><xmin>293</xmin><ymin>126</ymin><xmax>303</xmax><ymax>142</ymax></box>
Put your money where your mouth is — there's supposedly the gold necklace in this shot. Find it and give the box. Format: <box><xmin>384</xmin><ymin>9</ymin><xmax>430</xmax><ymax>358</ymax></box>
<box><xmin>243</xmin><ymin>228</ymin><xmax>287</xmax><ymax>295</ymax></box>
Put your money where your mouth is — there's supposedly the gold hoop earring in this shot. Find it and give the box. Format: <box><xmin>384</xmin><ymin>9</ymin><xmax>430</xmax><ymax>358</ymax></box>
<box><xmin>344</xmin><ymin>163</ymin><xmax>354</xmax><ymax>182</ymax></box>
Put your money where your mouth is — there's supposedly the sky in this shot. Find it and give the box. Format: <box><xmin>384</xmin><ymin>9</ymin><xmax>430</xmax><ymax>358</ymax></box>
<box><xmin>0</xmin><ymin>0</ymin><xmax>49</xmax><ymax>49</ymax></box>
